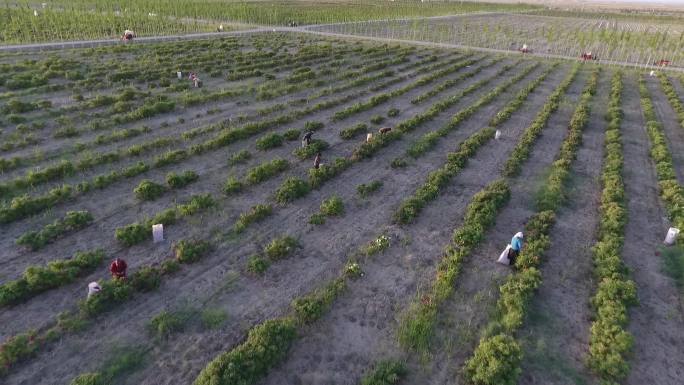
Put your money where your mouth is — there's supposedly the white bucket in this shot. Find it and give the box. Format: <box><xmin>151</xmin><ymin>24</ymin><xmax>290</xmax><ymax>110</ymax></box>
<box><xmin>664</xmin><ymin>227</ymin><xmax>680</xmax><ymax>245</ymax></box>
<box><xmin>177</xmin><ymin>71</ymin><xmax>182</xmax><ymax>79</ymax></box>
<box><xmin>495</xmin><ymin>130</ymin><xmax>501</xmax><ymax>140</ymax></box>
<box><xmin>650</xmin><ymin>70</ymin><xmax>655</xmax><ymax>77</ymax></box>
<box><xmin>152</xmin><ymin>224</ymin><xmax>164</xmax><ymax>243</ymax></box>
<box><xmin>366</xmin><ymin>133</ymin><xmax>373</xmax><ymax>143</ymax></box>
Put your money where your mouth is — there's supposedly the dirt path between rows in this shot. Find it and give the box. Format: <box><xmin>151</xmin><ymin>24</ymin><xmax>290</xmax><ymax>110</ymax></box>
<box><xmin>2</xmin><ymin>55</ymin><xmax>523</xmax><ymax>385</ymax></box>
<box><xmin>252</xmin><ymin>63</ymin><xmax>564</xmax><ymax>385</ymax></box>
<box><xmin>0</xmin><ymin>50</ymin><xmax>470</xmax><ymax>285</ymax></box>
<box><xmin>516</xmin><ymin>68</ymin><xmax>610</xmax><ymax>385</ymax></box>
<box><xmin>643</xmin><ymin>76</ymin><xmax>684</xmax><ymax>185</ymax></box>
<box><xmin>409</xmin><ymin>69</ymin><xmax>591</xmax><ymax>385</ymax></box>
<box><xmin>621</xmin><ymin>74</ymin><xmax>684</xmax><ymax>385</ymax></box>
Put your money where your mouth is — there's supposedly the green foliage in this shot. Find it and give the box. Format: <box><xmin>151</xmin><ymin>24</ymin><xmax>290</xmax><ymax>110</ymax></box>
<box><xmin>361</xmin><ymin>360</ymin><xmax>406</xmax><ymax>385</ymax></box>
<box><xmin>292</xmin><ymin>278</ymin><xmax>345</xmax><ymax>324</ymax></box>
<box><xmin>177</xmin><ymin>194</ymin><xmax>216</xmax><ymax>216</ymax></box>
<box><xmin>396</xmin><ymin>128</ymin><xmax>495</xmax><ymax>224</ymax></box>
<box><xmin>201</xmin><ymin>308</ymin><xmax>228</xmax><ymax>329</ymax></box>
<box><xmin>537</xmin><ymin>68</ymin><xmax>599</xmax><ymax>211</ymax></box>
<box><xmin>247</xmin><ymin>255</ymin><xmax>270</xmax><ymax>275</ymax></box>
<box><xmin>283</xmin><ymin>128</ymin><xmax>300</xmax><ymax>141</ymax></box>
<box><xmin>0</xmin><ymin>330</ymin><xmax>43</xmax><ymax>376</ymax></box>
<box><xmin>255</xmin><ymin>133</ymin><xmax>284</xmax><ymax>150</ymax></box>
<box><xmin>340</xmin><ymin>122</ymin><xmax>368</xmax><ymax>139</ymax></box>
<box><xmin>639</xmin><ymin>76</ymin><xmax>684</xmax><ymax>245</ymax></box>
<box><xmin>307</xmin><ymin>157</ymin><xmax>352</xmax><ymax>189</ymax></box>
<box><xmin>398</xmin><ymin>180</ymin><xmax>510</xmax><ymax>351</ymax></box>
<box><xmin>587</xmin><ymin>71</ymin><xmax>638</xmax><ymax>383</ymax></box>
<box><xmin>229</xmin><ymin>150</ymin><xmax>251</xmax><ymax>165</ymax></box>
<box><xmin>166</xmin><ymin>170</ymin><xmax>199</xmax><ymax>189</ymax></box>
<box><xmin>304</xmin><ymin>121</ymin><xmax>324</xmax><ymax>131</ymax></box>
<box><xmin>464</xmin><ymin>334</ymin><xmax>522</xmax><ymax>385</ymax></box>
<box><xmin>223</xmin><ymin>176</ymin><xmax>243</xmax><ymax>195</ymax></box>
<box><xmin>320</xmin><ymin>195</ymin><xmax>344</xmax><ymax>216</ymax></box>
<box><xmin>175</xmin><ymin>239</ymin><xmax>212</xmax><ymax>264</ymax></box>
<box><xmin>309</xmin><ymin>213</ymin><xmax>326</xmax><ymax>225</ymax></box>
<box><xmin>274</xmin><ymin>177</ymin><xmax>310</xmax><ymax>203</ymax></box>
<box><xmin>387</xmin><ymin>108</ymin><xmax>400</xmax><ymax>117</ymax></box>
<box><xmin>115</xmin><ymin>223</ymin><xmax>149</xmax><ymax>246</ymax></box>
<box><xmin>245</xmin><ymin>158</ymin><xmax>289</xmax><ymax>185</ymax></box>
<box><xmin>69</xmin><ymin>373</ymin><xmax>107</xmax><ymax>385</ymax></box>
<box><xmin>357</xmin><ymin>181</ymin><xmax>383</xmax><ymax>198</ymax></box>
<box><xmin>154</xmin><ymin>149</ymin><xmax>188</xmax><ymax>168</ymax></box>
<box><xmin>16</xmin><ymin>210</ymin><xmax>93</xmax><ymax>250</ymax></box>
<box><xmin>370</xmin><ymin>115</ymin><xmax>385</xmax><ymax>124</ymax></box>
<box><xmin>390</xmin><ymin>157</ymin><xmax>407</xmax><ymax>168</ymax></box>
<box><xmin>192</xmin><ymin>318</ymin><xmax>297</xmax><ymax>385</ymax></box>
<box><xmin>661</xmin><ymin>246</ymin><xmax>684</xmax><ymax>289</ymax></box>
<box><xmin>129</xmin><ymin>266</ymin><xmax>162</xmax><ymax>292</ymax></box>
<box><xmin>79</xmin><ymin>279</ymin><xmax>134</xmax><ymax>317</ymax></box>
<box><xmin>0</xmin><ymin>185</ymin><xmax>73</xmax><ymax>224</ymax></box>
<box><xmin>504</xmin><ymin>64</ymin><xmax>580</xmax><ymax>176</ymax></box>
<box><xmin>0</xmin><ymin>249</ymin><xmax>104</xmax><ymax>307</ymax></box>
<box><xmin>293</xmin><ymin>139</ymin><xmax>329</xmax><ymax>160</ymax></box>
<box><xmin>264</xmin><ymin>236</ymin><xmax>298</xmax><ymax>260</ymax></box>
<box><xmin>234</xmin><ymin>204</ymin><xmax>272</xmax><ymax>233</ymax></box>
<box><xmin>148</xmin><ymin>310</ymin><xmax>189</xmax><ymax>339</ymax></box>
<box><xmin>134</xmin><ymin>180</ymin><xmax>165</xmax><ymax>201</ymax></box>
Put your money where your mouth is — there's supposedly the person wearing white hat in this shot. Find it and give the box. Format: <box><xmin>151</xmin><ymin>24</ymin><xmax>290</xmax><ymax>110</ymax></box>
<box><xmin>87</xmin><ymin>281</ymin><xmax>101</xmax><ymax>299</ymax></box>
<box><xmin>508</xmin><ymin>232</ymin><xmax>524</xmax><ymax>266</ymax></box>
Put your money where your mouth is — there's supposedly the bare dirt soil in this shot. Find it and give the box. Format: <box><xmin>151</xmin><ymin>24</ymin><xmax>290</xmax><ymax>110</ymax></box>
<box><xmin>2</xmin><ymin>30</ymin><xmax>684</xmax><ymax>385</ymax></box>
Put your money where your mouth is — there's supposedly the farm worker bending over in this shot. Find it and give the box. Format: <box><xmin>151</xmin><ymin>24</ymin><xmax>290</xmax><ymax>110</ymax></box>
<box><xmin>313</xmin><ymin>152</ymin><xmax>322</xmax><ymax>169</ymax></box>
<box><xmin>109</xmin><ymin>258</ymin><xmax>128</xmax><ymax>280</ymax></box>
<box><xmin>302</xmin><ymin>131</ymin><xmax>314</xmax><ymax>148</ymax></box>
<box><xmin>87</xmin><ymin>282</ymin><xmax>101</xmax><ymax>299</ymax></box>
<box><xmin>508</xmin><ymin>232</ymin><xmax>524</xmax><ymax>266</ymax></box>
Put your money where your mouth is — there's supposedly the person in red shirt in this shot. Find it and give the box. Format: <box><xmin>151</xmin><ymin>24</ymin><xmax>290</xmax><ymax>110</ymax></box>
<box><xmin>109</xmin><ymin>258</ymin><xmax>128</xmax><ymax>279</ymax></box>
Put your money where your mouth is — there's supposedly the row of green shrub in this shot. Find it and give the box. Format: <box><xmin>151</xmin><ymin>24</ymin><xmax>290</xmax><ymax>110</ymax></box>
<box><xmin>410</xmin><ymin>57</ymin><xmax>502</xmax><ymax>104</ymax></box>
<box><xmin>586</xmin><ymin>71</ymin><xmax>638</xmax><ymax>383</ymax></box>
<box><xmin>0</xmin><ymin>159</ymin><xmax>74</xmax><ymax>199</ymax></box>
<box><xmin>16</xmin><ymin>210</ymin><xmax>93</xmax><ymax>250</ymax></box>
<box><xmin>639</xmin><ymin>79</ymin><xmax>684</xmax><ymax>230</ymax></box>
<box><xmin>398</xmin><ymin>180</ymin><xmax>511</xmax><ymax>352</ymax></box>
<box><xmin>503</xmin><ymin>63</ymin><xmax>580</xmax><ymax>176</ymax></box>
<box><xmin>234</xmin><ymin>204</ymin><xmax>273</xmax><ymax>233</ymax></box>
<box><xmin>464</xmin><ymin>68</ymin><xmax>600</xmax><ymax>385</ymax></box>
<box><xmin>406</xmin><ymin>62</ymin><xmax>540</xmax><ymax>158</ymax></box>
<box><xmin>0</xmin><ymin>249</ymin><xmax>104</xmax><ymax>307</ymax></box>
<box><xmin>0</xmin><ymin>237</ymin><xmax>213</xmax><ymax>375</ymax></box>
<box><xmin>395</xmin><ymin>128</ymin><xmax>496</xmax><ymax>224</ymax></box>
<box><xmin>351</xmin><ymin>61</ymin><xmax>516</xmax><ymax>161</ymax></box>
<box><xmin>1</xmin><ymin>98</ymin><xmax>51</xmax><ymax>114</ymax></box>
<box><xmin>80</xmin><ymin>238</ymin><xmax>212</xmax><ymax>317</ymax></box>
<box><xmin>537</xmin><ymin>68</ymin><xmax>599</xmax><ymax>210</ymax></box>
<box><xmin>309</xmin><ymin>195</ymin><xmax>345</xmax><ymax>225</ymax></box>
<box><xmin>134</xmin><ymin>170</ymin><xmax>199</xmax><ymax>200</ymax></box>
<box><xmin>332</xmin><ymin>55</ymin><xmax>475</xmax><ymax>120</ymax></box>
<box><xmin>115</xmin><ymin>194</ymin><xmax>216</xmax><ymax>246</ymax></box>
<box><xmin>657</xmin><ymin>72</ymin><xmax>684</xmax><ymax>128</ymax></box>
<box><xmin>247</xmin><ymin>235</ymin><xmax>299</xmax><ymax>272</ymax></box>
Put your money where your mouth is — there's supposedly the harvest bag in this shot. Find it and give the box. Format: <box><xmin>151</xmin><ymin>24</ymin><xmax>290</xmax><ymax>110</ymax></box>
<box><xmin>497</xmin><ymin>245</ymin><xmax>512</xmax><ymax>265</ymax></box>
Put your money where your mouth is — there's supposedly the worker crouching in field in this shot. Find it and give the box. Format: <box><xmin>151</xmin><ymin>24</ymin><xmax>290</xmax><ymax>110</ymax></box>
<box><xmin>302</xmin><ymin>130</ymin><xmax>314</xmax><ymax>148</ymax></box>
<box><xmin>313</xmin><ymin>152</ymin><xmax>322</xmax><ymax>169</ymax></box>
<box><xmin>87</xmin><ymin>281</ymin><xmax>101</xmax><ymax>299</ymax></box>
<box><xmin>109</xmin><ymin>258</ymin><xmax>128</xmax><ymax>280</ymax></box>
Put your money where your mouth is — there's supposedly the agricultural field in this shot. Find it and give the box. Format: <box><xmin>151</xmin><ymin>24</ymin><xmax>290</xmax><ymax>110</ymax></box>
<box><xmin>311</xmin><ymin>12</ymin><xmax>684</xmax><ymax>68</ymax></box>
<box><xmin>0</xmin><ymin>0</ymin><xmax>535</xmax><ymax>44</ymax></box>
<box><xmin>1</xmin><ymin>21</ymin><xmax>684</xmax><ymax>385</ymax></box>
